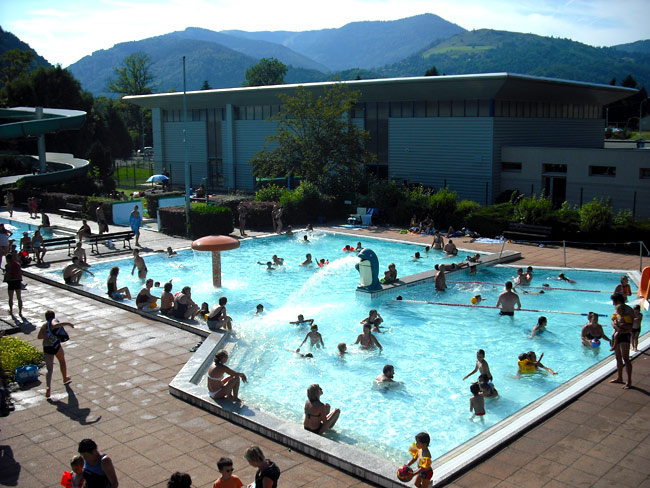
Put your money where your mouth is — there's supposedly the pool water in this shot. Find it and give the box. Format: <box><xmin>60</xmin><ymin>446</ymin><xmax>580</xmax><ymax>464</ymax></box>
<box><xmin>48</xmin><ymin>232</ymin><xmax>626</xmax><ymax>463</ymax></box>
<box><xmin>0</xmin><ymin>217</ymin><xmax>72</xmax><ymax>239</ymax></box>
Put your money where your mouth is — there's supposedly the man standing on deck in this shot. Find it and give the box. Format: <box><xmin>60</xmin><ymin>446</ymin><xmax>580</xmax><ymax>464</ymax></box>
<box><xmin>610</xmin><ymin>292</ymin><xmax>634</xmax><ymax>389</ymax></box>
<box><xmin>496</xmin><ymin>281</ymin><xmax>521</xmax><ymax>316</ymax></box>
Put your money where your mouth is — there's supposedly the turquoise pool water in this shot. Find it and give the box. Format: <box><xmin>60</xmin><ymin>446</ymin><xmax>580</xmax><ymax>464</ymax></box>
<box><xmin>47</xmin><ymin>232</ymin><xmax>626</xmax><ymax>462</ymax></box>
<box><xmin>0</xmin><ymin>217</ymin><xmax>71</xmax><ymax>239</ymax></box>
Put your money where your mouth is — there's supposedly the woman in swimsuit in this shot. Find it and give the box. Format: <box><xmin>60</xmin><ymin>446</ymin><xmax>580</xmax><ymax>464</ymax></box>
<box><xmin>37</xmin><ymin>310</ymin><xmax>74</xmax><ymax>399</ymax></box>
<box><xmin>173</xmin><ymin>286</ymin><xmax>200</xmax><ymax>320</ymax></box>
<box><xmin>581</xmin><ymin>312</ymin><xmax>611</xmax><ymax>347</ymax></box>
<box><xmin>107</xmin><ymin>266</ymin><xmax>131</xmax><ymax>300</ymax></box>
<box><xmin>207</xmin><ymin>349</ymin><xmax>247</xmax><ymax>402</ymax></box>
<box><xmin>303</xmin><ymin>384</ymin><xmax>340</xmax><ymax>435</ymax></box>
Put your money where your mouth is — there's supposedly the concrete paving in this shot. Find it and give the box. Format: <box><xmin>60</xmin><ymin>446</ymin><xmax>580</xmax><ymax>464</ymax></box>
<box><xmin>1</xmin><ymin>209</ymin><xmax>649</xmax><ymax>487</ymax></box>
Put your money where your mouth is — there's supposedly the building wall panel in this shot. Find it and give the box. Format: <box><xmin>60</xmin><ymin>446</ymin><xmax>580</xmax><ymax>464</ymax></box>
<box><xmin>233</xmin><ymin>120</ymin><xmax>278</xmax><ymax>191</ymax></box>
<box><xmin>388</xmin><ymin>118</ymin><xmax>494</xmax><ymax>204</ymax></box>
<box><xmin>162</xmin><ymin>121</ymin><xmax>207</xmax><ymax>187</ymax></box>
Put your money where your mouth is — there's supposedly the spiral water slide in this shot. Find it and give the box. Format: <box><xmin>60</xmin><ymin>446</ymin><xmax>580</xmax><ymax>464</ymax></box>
<box><xmin>0</xmin><ymin>107</ymin><xmax>88</xmax><ymax>188</ymax></box>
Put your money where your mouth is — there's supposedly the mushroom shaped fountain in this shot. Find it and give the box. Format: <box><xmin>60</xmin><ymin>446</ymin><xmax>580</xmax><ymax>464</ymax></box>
<box><xmin>191</xmin><ymin>235</ymin><xmax>240</xmax><ymax>287</ymax></box>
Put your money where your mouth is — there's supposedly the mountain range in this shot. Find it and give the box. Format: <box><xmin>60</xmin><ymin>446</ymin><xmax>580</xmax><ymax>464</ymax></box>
<box><xmin>2</xmin><ymin>15</ymin><xmax>649</xmax><ymax>97</ymax></box>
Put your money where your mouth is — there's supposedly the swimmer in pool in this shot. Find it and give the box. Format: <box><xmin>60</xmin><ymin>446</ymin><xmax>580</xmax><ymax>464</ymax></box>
<box><xmin>290</xmin><ymin>314</ymin><xmax>314</xmax><ymax>326</ymax></box>
<box><xmin>257</xmin><ymin>261</ymin><xmax>276</xmax><ymax>270</ymax></box>
<box><xmin>530</xmin><ymin>316</ymin><xmax>547</xmax><ymax>338</ymax></box>
<box><xmin>361</xmin><ymin>309</ymin><xmax>384</xmax><ymax>332</ymax></box>
<box><xmin>298</xmin><ymin>324</ymin><xmax>324</xmax><ymax>349</ymax></box>
<box><xmin>301</xmin><ymin>253</ymin><xmax>313</xmax><ymax>266</ymax></box>
<box><xmin>463</xmin><ymin>349</ymin><xmax>493</xmax><ymax>382</ymax></box>
<box><xmin>354</xmin><ymin>323</ymin><xmax>383</xmax><ymax>351</ymax></box>
<box><xmin>469</xmin><ymin>383</ymin><xmax>485</xmax><ymax>417</ymax></box>
<box><xmin>337</xmin><ymin>343</ymin><xmax>347</xmax><ymax>357</ymax></box>
<box><xmin>496</xmin><ymin>281</ymin><xmax>520</xmax><ymax>316</ymax></box>
<box><xmin>272</xmin><ymin>255</ymin><xmax>284</xmax><ymax>266</ymax></box>
<box><xmin>517</xmin><ymin>351</ymin><xmax>557</xmax><ymax>376</ymax></box>
<box><xmin>375</xmin><ymin>364</ymin><xmax>395</xmax><ymax>384</ymax></box>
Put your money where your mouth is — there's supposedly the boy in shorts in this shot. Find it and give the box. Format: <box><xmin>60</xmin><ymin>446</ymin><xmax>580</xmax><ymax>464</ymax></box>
<box><xmin>469</xmin><ymin>383</ymin><xmax>485</xmax><ymax>417</ymax></box>
<box><xmin>212</xmin><ymin>457</ymin><xmax>242</xmax><ymax>488</ymax></box>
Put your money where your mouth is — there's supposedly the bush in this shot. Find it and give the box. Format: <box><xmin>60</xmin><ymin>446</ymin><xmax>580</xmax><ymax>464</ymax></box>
<box><xmin>242</xmin><ymin>201</ymin><xmax>276</xmax><ymax>230</ymax></box>
<box><xmin>189</xmin><ymin>204</ymin><xmax>234</xmax><ymax>238</ymax></box>
<box><xmin>143</xmin><ymin>191</ymin><xmax>183</xmax><ymax>219</ymax></box>
<box><xmin>159</xmin><ymin>204</ymin><xmax>234</xmax><ymax>238</ymax></box>
<box><xmin>465</xmin><ymin>202</ymin><xmax>514</xmax><ymax>237</ymax></box>
<box><xmin>549</xmin><ymin>202</ymin><xmax>579</xmax><ymax>238</ymax></box>
<box><xmin>579</xmin><ymin>199</ymin><xmax>613</xmax><ymax>235</ymax></box>
<box><xmin>0</xmin><ymin>337</ymin><xmax>43</xmax><ymax>379</ymax></box>
<box><xmin>428</xmin><ymin>187</ymin><xmax>458</xmax><ymax>228</ymax></box>
<box><xmin>513</xmin><ymin>193</ymin><xmax>553</xmax><ymax>224</ymax></box>
<box><xmin>455</xmin><ymin>200</ymin><xmax>482</xmax><ymax>226</ymax></box>
<box><xmin>255</xmin><ymin>184</ymin><xmax>289</xmax><ymax>202</ymax></box>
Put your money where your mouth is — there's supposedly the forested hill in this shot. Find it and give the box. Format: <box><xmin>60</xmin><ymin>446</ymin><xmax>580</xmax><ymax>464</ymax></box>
<box><xmin>222</xmin><ymin>13</ymin><xmax>466</xmax><ymax>71</ymax></box>
<box><xmin>380</xmin><ymin>29</ymin><xmax>650</xmax><ymax>89</ymax></box>
<box><xmin>612</xmin><ymin>39</ymin><xmax>650</xmax><ymax>55</ymax></box>
<box><xmin>0</xmin><ymin>27</ymin><xmax>51</xmax><ymax>72</ymax></box>
<box><xmin>67</xmin><ymin>34</ymin><xmax>326</xmax><ymax>97</ymax></box>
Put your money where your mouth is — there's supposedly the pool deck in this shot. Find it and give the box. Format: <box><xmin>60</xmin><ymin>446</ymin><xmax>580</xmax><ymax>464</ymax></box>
<box><xmin>1</xmin><ymin>210</ymin><xmax>649</xmax><ymax>487</ymax></box>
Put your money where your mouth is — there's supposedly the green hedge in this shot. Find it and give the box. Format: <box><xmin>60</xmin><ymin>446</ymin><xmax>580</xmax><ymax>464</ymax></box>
<box><xmin>159</xmin><ymin>204</ymin><xmax>234</xmax><ymax>239</ymax></box>
<box><xmin>0</xmin><ymin>337</ymin><xmax>43</xmax><ymax>380</ymax></box>
<box><xmin>465</xmin><ymin>203</ymin><xmax>514</xmax><ymax>237</ymax></box>
<box><xmin>143</xmin><ymin>191</ymin><xmax>184</xmax><ymax>219</ymax></box>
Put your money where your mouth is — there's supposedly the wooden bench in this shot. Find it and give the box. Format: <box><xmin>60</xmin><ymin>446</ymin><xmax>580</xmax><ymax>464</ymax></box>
<box><xmin>88</xmin><ymin>231</ymin><xmax>134</xmax><ymax>254</ymax></box>
<box><xmin>58</xmin><ymin>203</ymin><xmax>83</xmax><ymax>219</ymax></box>
<box><xmin>42</xmin><ymin>236</ymin><xmax>77</xmax><ymax>256</ymax></box>
<box><xmin>503</xmin><ymin>223</ymin><xmax>552</xmax><ymax>241</ymax></box>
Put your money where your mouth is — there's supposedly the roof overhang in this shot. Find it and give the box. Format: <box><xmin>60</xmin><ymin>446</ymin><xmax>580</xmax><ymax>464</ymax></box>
<box><xmin>124</xmin><ymin>73</ymin><xmax>637</xmax><ymax>110</ymax></box>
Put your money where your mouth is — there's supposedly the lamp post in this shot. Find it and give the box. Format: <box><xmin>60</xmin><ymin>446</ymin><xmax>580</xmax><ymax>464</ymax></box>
<box><xmin>182</xmin><ymin>56</ymin><xmax>190</xmax><ymax>232</ymax></box>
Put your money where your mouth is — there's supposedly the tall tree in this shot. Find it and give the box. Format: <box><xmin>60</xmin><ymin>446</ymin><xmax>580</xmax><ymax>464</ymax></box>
<box><xmin>424</xmin><ymin>66</ymin><xmax>439</xmax><ymax>76</ymax></box>
<box><xmin>250</xmin><ymin>83</ymin><xmax>373</xmax><ymax>193</ymax></box>
<box><xmin>107</xmin><ymin>52</ymin><xmax>155</xmax><ymax>149</ymax></box>
<box><xmin>621</xmin><ymin>74</ymin><xmax>638</xmax><ymax>89</ymax></box>
<box><xmin>244</xmin><ymin>57</ymin><xmax>287</xmax><ymax>87</ymax></box>
<box><xmin>201</xmin><ymin>80</ymin><xmax>212</xmax><ymax>90</ymax></box>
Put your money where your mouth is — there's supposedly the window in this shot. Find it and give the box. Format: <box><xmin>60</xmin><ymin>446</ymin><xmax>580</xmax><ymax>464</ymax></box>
<box><xmin>502</xmin><ymin>162</ymin><xmax>522</xmax><ymax>172</ymax></box>
<box><xmin>590</xmin><ymin>166</ymin><xmax>616</xmax><ymax>177</ymax></box>
<box><xmin>543</xmin><ymin>164</ymin><xmax>567</xmax><ymax>173</ymax></box>
<box><xmin>640</xmin><ymin>168</ymin><xmax>650</xmax><ymax>179</ymax></box>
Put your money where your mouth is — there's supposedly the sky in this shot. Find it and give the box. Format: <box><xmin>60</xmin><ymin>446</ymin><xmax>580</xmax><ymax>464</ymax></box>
<box><xmin>2</xmin><ymin>0</ymin><xmax>649</xmax><ymax>67</ymax></box>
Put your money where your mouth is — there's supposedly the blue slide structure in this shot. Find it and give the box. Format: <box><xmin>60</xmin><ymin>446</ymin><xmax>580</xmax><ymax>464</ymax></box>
<box><xmin>0</xmin><ymin>106</ymin><xmax>88</xmax><ymax>189</ymax></box>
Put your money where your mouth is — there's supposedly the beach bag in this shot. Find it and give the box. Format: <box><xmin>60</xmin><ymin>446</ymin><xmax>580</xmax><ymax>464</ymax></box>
<box><xmin>14</xmin><ymin>365</ymin><xmax>39</xmax><ymax>385</ymax></box>
<box><xmin>54</xmin><ymin>326</ymin><xmax>70</xmax><ymax>343</ymax></box>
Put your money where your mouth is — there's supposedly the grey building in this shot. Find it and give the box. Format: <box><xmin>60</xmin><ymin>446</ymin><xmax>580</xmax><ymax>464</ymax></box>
<box><xmin>126</xmin><ymin>73</ymin><xmax>647</xmax><ymax>213</ymax></box>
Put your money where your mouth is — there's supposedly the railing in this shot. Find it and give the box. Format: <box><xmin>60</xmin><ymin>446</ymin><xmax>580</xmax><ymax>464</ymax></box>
<box><xmin>497</xmin><ymin>239</ymin><xmax>648</xmax><ymax>271</ymax></box>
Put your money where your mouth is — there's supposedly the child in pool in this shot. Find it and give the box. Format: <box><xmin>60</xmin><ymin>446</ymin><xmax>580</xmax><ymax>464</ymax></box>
<box><xmin>462</xmin><ymin>349</ymin><xmax>492</xmax><ymax>382</ymax></box>
<box><xmin>405</xmin><ymin>432</ymin><xmax>433</xmax><ymax>488</ymax></box>
<box><xmin>518</xmin><ymin>351</ymin><xmax>557</xmax><ymax>375</ymax></box>
<box><xmin>337</xmin><ymin>343</ymin><xmax>347</xmax><ymax>357</ymax></box>
<box><xmin>469</xmin><ymin>383</ymin><xmax>485</xmax><ymax>417</ymax></box>
<box><xmin>478</xmin><ymin>374</ymin><xmax>499</xmax><ymax>398</ymax></box>
<box><xmin>290</xmin><ymin>314</ymin><xmax>314</xmax><ymax>326</ymax></box>
<box><xmin>298</xmin><ymin>324</ymin><xmax>324</xmax><ymax>349</ymax></box>
<box><xmin>530</xmin><ymin>316</ymin><xmax>547</xmax><ymax>338</ymax></box>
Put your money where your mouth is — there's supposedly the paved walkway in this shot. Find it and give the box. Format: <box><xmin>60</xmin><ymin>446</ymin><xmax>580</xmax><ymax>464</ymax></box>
<box><xmin>1</xmin><ymin>211</ymin><xmax>649</xmax><ymax>487</ymax></box>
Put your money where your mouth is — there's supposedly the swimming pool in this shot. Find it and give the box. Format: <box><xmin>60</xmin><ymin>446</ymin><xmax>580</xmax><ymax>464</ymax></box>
<box><xmin>0</xmin><ymin>217</ymin><xmax>72</xmax><ymax>240</ymax></box>
<box><xmin>46</xmin><ymin>232</ymin><xmax>628</xmax><ymax>464</ymax></box>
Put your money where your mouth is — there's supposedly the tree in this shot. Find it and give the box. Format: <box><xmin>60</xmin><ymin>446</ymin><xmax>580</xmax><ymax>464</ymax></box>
<box><xmin>201</xmin><ymin>80</ymin><xmax>212</xmax><ymax>90</ymax></box>
<box><xmin>250</xmin><ymin>83</ymin><xmax>374</xmax><ymax>193</ymax></box>
<box><xmin>621</xmin><ymin>75</ymin><xmax>637</xmax><ymax>89</ymax></box>
<box><xmin>425</xmin><ymin>66</ymin><xmax>439</xmax><ymax>76</ymax></box>
<box><xmin>244</xmin><ymin>57</ymin><xmax>287</xmax><ymax>87</ymax></box>
<box><xmin>0</xmin><ymin>49</ymin><xmax>34</xmax><ymax>87</ymax></box>
<box><xmin>107</xmin><ymin>52</ymin><xmax>155</xmax><ymax>150</ymax></box>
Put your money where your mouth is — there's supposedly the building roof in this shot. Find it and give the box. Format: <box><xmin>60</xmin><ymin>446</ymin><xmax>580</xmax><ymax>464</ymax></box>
<box><xmin>125</xmin><ymin>72</ymin><xmax>637</xmax><ymax>110</ymax></box>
